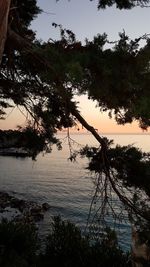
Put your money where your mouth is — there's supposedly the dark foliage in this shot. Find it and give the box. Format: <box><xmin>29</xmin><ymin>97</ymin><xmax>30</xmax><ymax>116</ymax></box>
<box><xmin>91</xmin><ymin>0</ymin><xmax>150</xmax><ymax>9</ymax></box>
<box><xmin>81</xmin><ymin>141</ymin><xmax>150</xmax><ymax>197</ymax></box>
<box><xmin>0</xmin><ymin>217</ymin><xmax>131</xmax><ymax>267</ymax></box>
<box><xmin>79</xmin><ymin>138</ymin><xmax>150</xmax><ymax>232</ymax></box>
<box><xmin>42</xmin><ymin>31</ymin><xmax>150</xmax><ymax>129</ymax></box>
<box><xmin>10</xmin><ymin>0</ymin><xmax>41</xmax><ymax>33</ymax></box>
<box><xmin>0</xmin><ymin>127</ymin><xmax>61</xmax><ymax>159</ymax></box>
<box><xmin>0</xmin><ymin>220</ymin><xmax>38</xmax><ymax>267</ymax></box>
<box><xmin>43</xmin><ymin>216</ymin><xmax>90</xmax><ymax>267</ymax></box>
<box><xmin>39</xmin><ymin>216</ymin><xmax>131</xmax><ymax>267</ymax></box>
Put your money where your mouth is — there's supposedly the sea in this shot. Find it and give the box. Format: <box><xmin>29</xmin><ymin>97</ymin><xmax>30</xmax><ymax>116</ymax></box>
<box><xmin>0</xmin><ymin>133</ymin><xmax>150</xmax><ymax>251</ymax></box>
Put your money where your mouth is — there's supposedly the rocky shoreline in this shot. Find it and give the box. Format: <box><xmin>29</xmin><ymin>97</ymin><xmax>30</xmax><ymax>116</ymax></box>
<box><xmin>0</xmin><ymin>191</ymin><xmax>50</xmax><ymax>223</ymax></box>
<box><xmin>0</xmin><ymin>148</ymin><xmax>30</xmax><ymax>157</ymax></box>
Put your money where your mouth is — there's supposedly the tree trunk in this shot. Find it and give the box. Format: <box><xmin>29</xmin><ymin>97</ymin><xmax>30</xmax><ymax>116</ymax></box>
<box><xmin>0</xmin><ymin>0</ymin><xmax>11</xmax><ymax>64</ymax></box>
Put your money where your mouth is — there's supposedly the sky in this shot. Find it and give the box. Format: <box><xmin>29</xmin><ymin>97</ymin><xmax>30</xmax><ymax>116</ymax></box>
<box><xmin>1</xmin><ymin>0</ymin><xmax>150</xmax><ymax>133</ymax></box>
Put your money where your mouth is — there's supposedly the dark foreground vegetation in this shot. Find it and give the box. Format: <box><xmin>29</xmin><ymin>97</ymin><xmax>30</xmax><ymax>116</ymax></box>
<box><xmin>0</xmin><ymin>216</ymin><xmax>131</xmax><ymax>267</ymax></box>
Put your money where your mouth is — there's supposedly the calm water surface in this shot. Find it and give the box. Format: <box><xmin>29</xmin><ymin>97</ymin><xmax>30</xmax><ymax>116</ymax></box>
<box><xmin>0</xmin><ymin>133</ymin><xmax>150</xmax><ymax>250</ymax></box>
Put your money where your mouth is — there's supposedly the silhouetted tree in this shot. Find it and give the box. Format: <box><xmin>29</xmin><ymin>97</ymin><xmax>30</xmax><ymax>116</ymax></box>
<box><xmin>1</xmin><ymin>2</ymin><xmax>150</xmax><ymax>265</ymax></box>
<box><xmin>91</xmin><ymin>0</ymin><xmax>150</xmax><ymax>9</ymax></box>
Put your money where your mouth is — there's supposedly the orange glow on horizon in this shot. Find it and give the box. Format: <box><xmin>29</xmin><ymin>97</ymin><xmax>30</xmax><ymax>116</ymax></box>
<box><xmin>0</xmin><ymin>95</ymin><xmax>149</xmax><ymax>134</ymax></box>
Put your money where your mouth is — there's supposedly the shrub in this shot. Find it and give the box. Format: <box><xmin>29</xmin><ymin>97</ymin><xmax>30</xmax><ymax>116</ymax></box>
<box><xmin>0</xmin><ymin>217</ymin><xmax>131</xmax><ymax>267</ymax></box>
<box><xmin>40</xmin><ymin>216</ymin><xmax>131</xmax><ymax>267</ymax></box>
<box><xmin>0</xmin><ymin>219</ymin><xmax>38</xmax><ymax>267</ymax></box>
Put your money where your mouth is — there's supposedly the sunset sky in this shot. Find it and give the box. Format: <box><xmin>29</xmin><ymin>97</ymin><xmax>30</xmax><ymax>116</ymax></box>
<box><xmin>1</xmin><ymin>0</ymin><xmax>150</xmax><ymax>133</ymax></box>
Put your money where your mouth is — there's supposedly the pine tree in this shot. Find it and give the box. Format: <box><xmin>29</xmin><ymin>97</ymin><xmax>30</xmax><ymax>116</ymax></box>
<box><xmin>1</xmin><ymin>2</ymin><xmax>150</xmax><ymax>265</ymax></box>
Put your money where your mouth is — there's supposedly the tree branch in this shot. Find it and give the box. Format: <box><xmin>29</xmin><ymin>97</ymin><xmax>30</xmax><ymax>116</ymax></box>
<box><xmin>7</xmin><ymin>27</ymin><xmax>106</xmax><ymax>148</ymax></box>
<box><xmin>5</xmin><ymin>23</ymin><xmax>150</xmax><ymax>223</ymax></box>
<box><xmin>0</xmin><ymin>0</ymin><xmax>11</xmax><ymax>64</ymax></box>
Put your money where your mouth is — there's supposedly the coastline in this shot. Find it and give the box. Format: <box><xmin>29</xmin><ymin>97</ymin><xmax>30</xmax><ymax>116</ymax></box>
<box><xmin>0</xmin><ymin>191</ymin><xmax>50</xmax><ymax>223</ymax></box>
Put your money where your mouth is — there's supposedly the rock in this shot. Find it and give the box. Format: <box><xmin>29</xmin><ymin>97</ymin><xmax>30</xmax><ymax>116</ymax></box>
<box><xmin>10</xmin><ymin>198</ymin><xmax>26</xmax><ymax>212</ymax></box>
<box><xmin>42</xmin><ymin>202</ymin><xmax>50</xmax><ymax>211</ymax></box>
<box><xmin>0</xmin><ymin>192</ymin><xmax>11</xmax><ymax>209</ymax></box>
<box><xmin>30</xmin><ymin>206</ymin><xmax>42</xmax><ymax>214</ymax></box>
<box><xmin>30</xmin><ymin>206</ymin><xmax>44</xmax><ymax>222</ymax></box>
<box><xmin>32</xmin><ymin>213</ymin><xmax>44</xmax><ymax>222</ymax></box>
<box><xmin>0</xmin><ymin>191</ymin><xmax>49</xmax><ymax>223</ymax></box>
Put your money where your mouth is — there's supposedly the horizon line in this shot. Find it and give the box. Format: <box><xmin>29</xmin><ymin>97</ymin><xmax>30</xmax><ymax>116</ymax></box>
<box><xmin>58</xmin><ymin>131</ymin><xmax>150</xmax><ymax>135</ymax></box>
